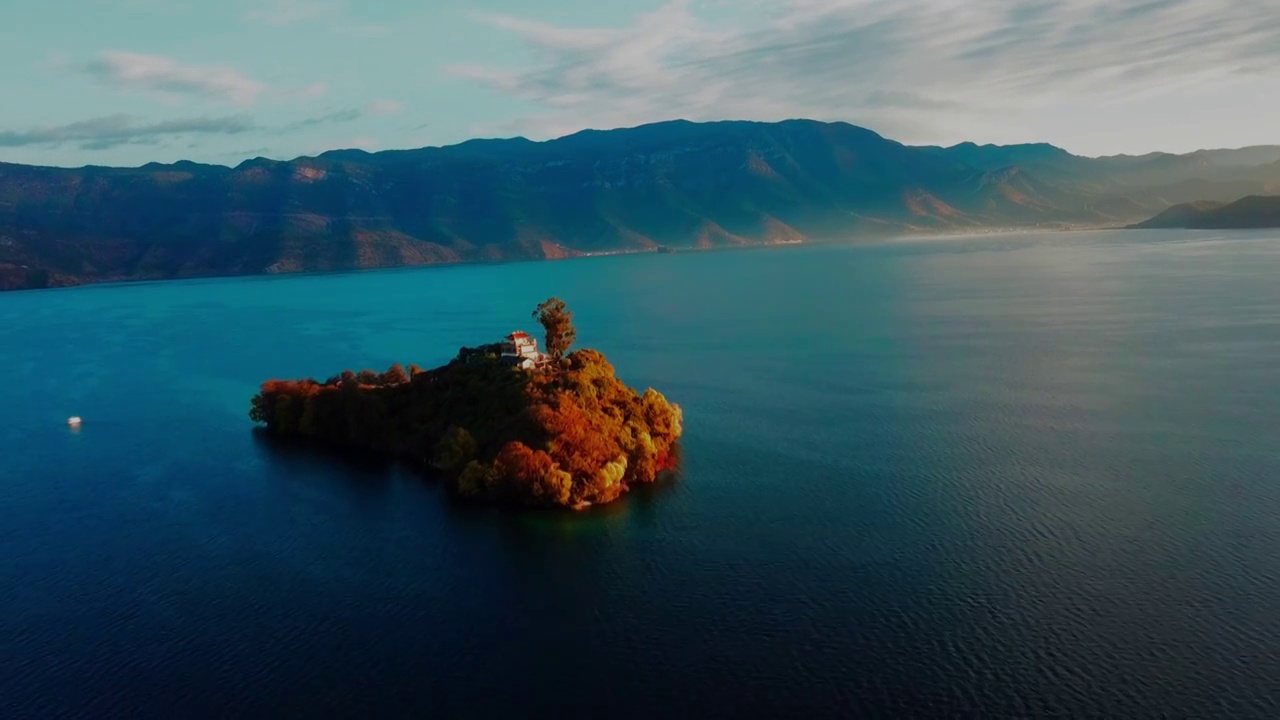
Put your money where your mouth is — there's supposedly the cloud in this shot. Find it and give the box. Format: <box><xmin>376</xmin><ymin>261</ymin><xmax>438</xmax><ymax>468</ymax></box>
<box><xmin>451</xmin><ymin>0</ymin><xmax>1280</xmax><ymax>145</ymax></box>
<box><xmin>81</xmin><ymin>51</ymin><xmax>268</xmax><ymax>105</ymax></box>
<box><xmin>368</xmin><ymin>100</ymin><xmax>405</xmax><ymax>116</ymax></box>
<box><xmin>0</xmin><ymin>109</ymin><xmax>364</xmax><ymax>151</ymax></box>
<box><xmin>213</xmin><ymin>146</ymin><xmax>276</xmax><ymax>159</ymax></box>
<box><xmin>0</xmin><ymin>115</ymin><xmax>257</xmax><ymax>150</ymax></box>
<box><xmin>285</xmin><ymin>108</ymin><xmax>364</xmax><ymax>129</ymax></box>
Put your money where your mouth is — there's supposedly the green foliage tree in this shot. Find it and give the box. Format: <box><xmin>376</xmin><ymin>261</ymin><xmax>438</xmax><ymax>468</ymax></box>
<box><xmin>249</xmin><ymin>393</ymin><xmax>270</xmax><ymax>424</ymax></box>
<box><xmin>433</xmin><ymin>425</ymin><xmax>478</xmax><ymax>474</ymax></box>
<box><xmin>532</xmin><ymin>297</ymin><xmax>577</xmax><ymax>360</ymax></box>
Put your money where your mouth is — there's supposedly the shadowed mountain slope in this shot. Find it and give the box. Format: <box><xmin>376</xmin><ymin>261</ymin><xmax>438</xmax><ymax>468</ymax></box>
<box><xmin>1130</xmin><ymin>195</ymin><xmax>1280</xmax><ymax>229</ymax></box>
<box><xmin>4</xmin><ymin>119</ymin><xmax>1280</xmax><ymax>290</ymax></box>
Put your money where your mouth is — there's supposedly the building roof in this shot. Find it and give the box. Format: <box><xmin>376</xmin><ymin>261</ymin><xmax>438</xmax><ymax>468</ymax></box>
<box><xmin>507</xmin><ymin>330</ymin><xmax>532</xmax><ymax>340</ymax></box>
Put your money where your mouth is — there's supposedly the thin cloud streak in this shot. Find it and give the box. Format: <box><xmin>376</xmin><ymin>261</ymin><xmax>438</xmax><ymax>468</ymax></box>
<box><xmin>286</xmin><ymin>108</ymin><xmax>364</xmax><ymax>129</ymax></box>
<box><xmin>0</xmin><ymin>109</ymin><xmax>364</xmax><ymax>151</ymax></box>
<box><xmin>0</xmin><ymin>115</ymin><xmax>257</xmax><ymax>150</ymax></box>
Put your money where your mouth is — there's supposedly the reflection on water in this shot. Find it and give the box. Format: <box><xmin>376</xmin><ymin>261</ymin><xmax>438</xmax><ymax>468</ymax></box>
<box><xmin>249</xmin><ymin>422</ymin><xmax>684</xmax><ymax>551</ymax></box>
<box><xmin>251</xmin><ymin>429</ymin><xmax>398</xmax><ymax>482</ymax></box>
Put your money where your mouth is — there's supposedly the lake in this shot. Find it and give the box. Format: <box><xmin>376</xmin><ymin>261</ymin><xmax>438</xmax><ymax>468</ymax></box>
<box><xmin>2</xmin><ymin>230</ymin><xmax>1279</xmax><ymax>718</ymax></box>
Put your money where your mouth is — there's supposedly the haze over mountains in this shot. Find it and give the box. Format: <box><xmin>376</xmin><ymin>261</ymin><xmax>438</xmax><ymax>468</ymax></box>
<box><xmin>3</xmin><ymin>119</ymin><xmax>1279</xmax><ymax>291</ymax></box>
<box><xmin>1130</xmin><ymin>196</ymin><xmax>1280</xmax><ymax>230</ymax></box>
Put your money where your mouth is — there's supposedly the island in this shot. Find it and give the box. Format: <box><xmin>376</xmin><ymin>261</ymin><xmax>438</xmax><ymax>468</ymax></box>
<box><xmin>249</xmin><ymin>298</ymin><xmax>684</xmax><ymax>509</ymax></box>
<box><xmin>1128</xmin><ymin>195</ymin><xmax>1280</xmax><ymax>229</ymax></box>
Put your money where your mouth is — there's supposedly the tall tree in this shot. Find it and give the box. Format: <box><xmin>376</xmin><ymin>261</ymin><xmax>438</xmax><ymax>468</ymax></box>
<box><xmin>381</xmin><ymin>363</ymin><xmax>410</xmax><ymax>385</ymax></box>
<box><xmin>532</xmin><ymin>297</ymin><xmax>577</xmax><ymax>360</ymax></box>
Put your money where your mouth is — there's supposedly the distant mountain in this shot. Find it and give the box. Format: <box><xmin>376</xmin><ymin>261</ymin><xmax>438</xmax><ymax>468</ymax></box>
<box><xmin>917</xmin><ymin>141</ymin><xmax>1080</xmax><ymax>172</ymax></box>
<box><xmin>925</xmin><ymin>142</ymin><xmax>1280</xmax><ymax>190</ymax></box>
<box><xmin>3</xmin><ymin>119</ymin><xmax>1280</xmax><ymax>291</ymax></box>
<box><xmin>1100</xmin><ymin>146</ymin><xmax>1280</xmax><ymax>169</ymax></box>
<box><xmin>1129</xmin><ymin>195</ymin><xmax>1280</xmax><ymax>229</ymax></box>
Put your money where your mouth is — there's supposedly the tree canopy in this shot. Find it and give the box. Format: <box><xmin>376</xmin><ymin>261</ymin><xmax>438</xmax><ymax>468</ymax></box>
<box><xmin>532</xmin><ymin>297</ymin><xmax>577</xmax><ymax>360</ymax></box>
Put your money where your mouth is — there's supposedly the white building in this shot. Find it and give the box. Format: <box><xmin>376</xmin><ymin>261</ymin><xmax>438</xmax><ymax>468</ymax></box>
<box><xmin>500</xmin><ymin>331</ymin><xmax>551</xmax><ymax>370</ymax></box>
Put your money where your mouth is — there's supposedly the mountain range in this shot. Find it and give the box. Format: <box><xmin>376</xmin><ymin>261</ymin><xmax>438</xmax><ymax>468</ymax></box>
<box><xmin>3</xmin><ymin>119</ymin><xmax>1279</xmax><ymax>291</ymax></box>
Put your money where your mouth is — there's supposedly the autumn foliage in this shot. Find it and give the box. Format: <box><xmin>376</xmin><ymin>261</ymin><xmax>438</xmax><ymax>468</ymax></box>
<box><xmin>249</xmin><ymin>301</ymin><xmax>682</xmax><ymax>508</ymax></box>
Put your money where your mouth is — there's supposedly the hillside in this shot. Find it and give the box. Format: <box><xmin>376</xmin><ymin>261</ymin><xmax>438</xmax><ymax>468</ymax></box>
<box><xmin>1130</xmin><ymin>195</ymin><xmax>1280</xmax><ymax>229</ymax></box>
<box><xmin>3</xmin><ymin>119</ymin><xmax>1280</xmax><ymax>291</ymax></box>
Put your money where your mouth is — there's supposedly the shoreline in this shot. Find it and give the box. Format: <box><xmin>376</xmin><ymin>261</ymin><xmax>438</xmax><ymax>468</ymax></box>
<box><xmin>3</xmin><ymin>223</ymin><xmax>1250</xmax><ymax>295</ymax></box>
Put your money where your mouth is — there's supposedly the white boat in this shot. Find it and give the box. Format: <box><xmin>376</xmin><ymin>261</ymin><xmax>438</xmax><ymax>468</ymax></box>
<box><xmin>67</xmin><ymin>416</ymin><xmax>82</xmax><ymax>427</ymax></box>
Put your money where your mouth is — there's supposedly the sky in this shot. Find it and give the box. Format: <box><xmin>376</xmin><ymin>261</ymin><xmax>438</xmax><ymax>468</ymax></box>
<box><xmin>2</xmin><ymin>0</ymin><xmax>1278</xmax><ymax>167</ymax></box>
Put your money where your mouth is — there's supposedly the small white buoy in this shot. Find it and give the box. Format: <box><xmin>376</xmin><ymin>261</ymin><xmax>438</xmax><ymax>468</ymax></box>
<box><xmin>67</xmin><ymin>416</ymin><xmax>82</xmax><ymax>427</ymax></box>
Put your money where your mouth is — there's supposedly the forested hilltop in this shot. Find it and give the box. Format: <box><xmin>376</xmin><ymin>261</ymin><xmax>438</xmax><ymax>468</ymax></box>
<box><xmin>249</xmin><ymin>299</ymin><xmax>683</xmax><ymax>509</ymax></box>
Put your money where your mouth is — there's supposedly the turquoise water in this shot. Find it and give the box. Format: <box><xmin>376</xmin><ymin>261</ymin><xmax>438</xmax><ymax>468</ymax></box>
<box><xmin>2</xmin><ymin>231</ymin><xmax>1279</xmax><ymax>718</ymax></box>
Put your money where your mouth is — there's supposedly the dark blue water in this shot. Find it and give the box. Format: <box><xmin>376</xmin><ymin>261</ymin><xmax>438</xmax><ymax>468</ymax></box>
<box><xmin>3</xmin><ymin>230</ymin><xmax>1279</xmax><ymax>718</ymax></box>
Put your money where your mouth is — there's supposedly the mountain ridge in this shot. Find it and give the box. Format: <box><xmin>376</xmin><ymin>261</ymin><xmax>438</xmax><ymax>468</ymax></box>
<box><xmin>3</xmin><ymin>119</ymin><xmax>1279</xmax><ymax>291</ymax></box>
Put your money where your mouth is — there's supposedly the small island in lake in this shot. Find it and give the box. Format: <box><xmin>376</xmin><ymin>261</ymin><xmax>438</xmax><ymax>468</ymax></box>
<box><xmin>249</xmin><ymin>298</ymin><xmax>683</xmax><ymax>509</ymax></box>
